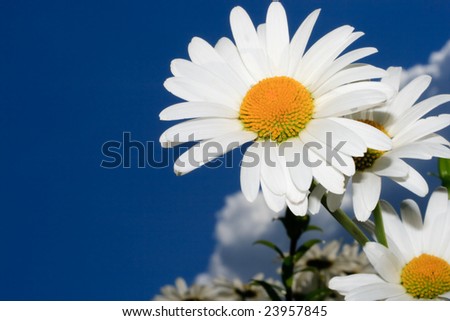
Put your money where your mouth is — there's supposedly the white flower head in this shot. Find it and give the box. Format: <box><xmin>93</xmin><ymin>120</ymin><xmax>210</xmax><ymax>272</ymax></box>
<box><xmin>154</xmin><ymin>277</ymin><xmax>220</xmax><ymax>301</ymax></box>
<box><xmin>329</xmin><ymin>187</ymin><xmax>450</xmax><ymax>300</ymax></box>
<box><xmin>294</xmin><ymin>240</ymin><xmax>374</xmax><ymax>299</ymax></box>
<box><xmin>314</xmin><ymin>67</ymin><xmax>450</xmax><ymax>221</ymax></box>
<box><xmin>160</xmin><ymin>2</ymin><xmax>393</xmax><ymax>216</ymax></box>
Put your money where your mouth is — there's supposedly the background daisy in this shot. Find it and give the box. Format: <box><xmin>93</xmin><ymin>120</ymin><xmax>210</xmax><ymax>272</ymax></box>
<box><xmin>312</xmin><ymin>67</ymin><xmax>450</xmax><ymax>221</ymax></box>
<box><xmin>329</xmin><ymin>187</ymin><xmax>450</xmax><ymax>300</ymax></box>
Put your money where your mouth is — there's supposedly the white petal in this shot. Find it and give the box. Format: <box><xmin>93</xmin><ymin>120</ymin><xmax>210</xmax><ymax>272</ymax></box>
<box><xmin>425</xmin><ymin>186</ymin><xmax>449</xmax><ymax>224</ymax></box>
<box><xmin>360</xmin><ymin>171</ymin><xmax>381</xmax><ymax>215</ymax></box>
<box><xmin>164</xmin><ymin>77</ymin><xmax>239</xmax><ymax>108</ymax></box>
<box><xmin>287</xmin><ymin>198</ymin><xmax>308</xmax><ymax>216</ymax></box>
<box><xmin>304</xmin><ymin>118</ymin><xmax>367</xmax><ymax>156</ymax></box>
<box><xmin>388</xmin><ymin>94</ymin><xmax>450</xmax><ymax>137</ymax></box>
<box><xmin>188</xmin><ymin>37</ymin><xmax>249</xmax><ymax>96</ymax></box>
<box><xmin>385</xmin><ymin>75</ymin><xmax>432</xmax><ymax>127</ymax></box>
<box><xmin>345</xmin><ymin>283</ymin><xmax>406</xmax><ymax>301</ymax></box>
<box><xmin>385</xmin><ymin>143</ymin><xmax>434</xmax><ymax>160</ymax></box>
<box><xmin>230</xmin><ymin>6</ymin><xmax>270</xmax><ymax>80</ymax></box>
<box><xmin>329</xmin><ymin>274</ymin><xmax>385</xmax><ymax>294</ymax></box>
<box><xmin>363</xmin><ymin>242</ymin><xmax>403</xmax><ymax>284</ymax></box>
<box><xmin>314</xmin><ymin>47</ymin><xmax>378</xmax><ymax>89</ymax></box>
<box><xmin>314</xmin><ymin>82</ymin><xmax>394</xmax><ymax>118</ymax></box>
<box><xmin>351</xmin><ymin>172</ymin><xmax>375</xmax><ymax>221</ymax></box>
<box><xmin>330</xmin><ymin>117</ymin><xmax>392</xmax><ymax>151</ymax></box>
<box><xmin>283</xmin><ymin>139</ymin><xmax>313</xmax><ymax>192</ymax></box>
<box><xmin>301</xmin><ymin>128</ymin><xmax>356</xmax><ymax>176</ymax></box>
<box><xmin>327</xmin><ymin>191</ymin><xmax>346</xmax><ymax>212</ymax></box>
<box><xmin>381</xmin><ymin>200</ymin><xmax>415</xmax><ymax>263</ymax></box>
<box><xmin>393</xmin><ymin>115</ymin><xmax>450</xmax><ymax>147</ymax></box>
<box><xmin>174</xmin><ymin>131</ymin><xmax>256</xmax><ymax>175</ymax></box>
<box><xmin>260</xmin><ymin>145</ymin><xmax>286</xmax><ymax>195</ymax></box>
<box><xmin>382</xmin><ymin>67</ymin><xmax>402</xmax><ymax>91</ymax></box>
<box><xmin>240</xmin><ymin>143</ymin><xmax>262</xmax><ymax>202</ymax></box>
<box><xmin>308</xmin><ymin>148</ymin><xmax>346</xmax><ymax>194</ymax></box>
<box><xmin>170</xmin><ymin>59</ymin><xmax>242</xmax><ymax>105</ymax></box>
<box><xmin>159</xmin><ymin>102</ymin><xmax>238</xmax><ymax>120</ymax></box>
<box><xmin>313</xmin><ymin>65</ymin><xmax>387</xmax><ymax>97</ymax></box>
<box><xmin>161</xmin><ymin>118</ymin><xmax>243</xmax><ymax>144</ymax></box>
<box><xmin>400</xmin><ymin>199</ymin><xmax>423</xmax><ymax>257</ymax></box>
<box><xmin>390</xmin><ymin>165</ymin><xmax>428</xmax><ymax>197</ymax></box>
<box><xmin>308</xmin><ymin>184</ymin><xmax>326</xmax><ymax>214</ymax></box>
<box><xmin>215</xmin><ymin>37</ymin><xmax>255</xmax><ymax>85</ymax></box>
<box><xmin>256</xmin><ymin>24</ymin><xmax>266</xmax><ymax>52</ymax></box>
<box><xmin>423</xmin><ymin>187</ymin><xmax>449</xmax><ymax>254</ymax></box>
<box><xmin>261</xmin><ymin>179</ymin><xmax>285</xmax><ymax>213</ymax></box>
<box><xmin>439</xmin><ymin>292</ymin><xmax>450</xmax><ymax>300</ymax></box>
<box><xmin>371</xmin><ymin>156</ymin><xmax>409</xmax><ymax>178</ymax></box>
<box><xmin>288</xmin><ymin>9</ymin><xmax>320</xmax><ymax>75</ymax></box>
<box><xmin>294</xmin><ymin>25</ymin><xmax>354</xmax><ymax>84</ymax></box>
<box><xmin>266</xmin><ymin>2</ymin><xmax>289</xmax><ymax>75</ymax></box>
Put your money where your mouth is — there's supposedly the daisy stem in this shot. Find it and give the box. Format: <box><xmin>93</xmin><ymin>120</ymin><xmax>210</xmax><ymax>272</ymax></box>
<box><xmin>373</xmin><ymin>202</ymin><xmax>388</xmax><ymax>247</ymax></box>
<box><xmin>321</xmin><ymin>197</ymin><xmax>369</xmax><ymax>246</ymax></box>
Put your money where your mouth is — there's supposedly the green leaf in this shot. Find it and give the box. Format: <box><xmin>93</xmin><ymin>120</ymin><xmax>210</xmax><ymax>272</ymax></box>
<box><xmin>304</xmin><ymin>288</ymin><xmax>334</xmax><ymax>301</ymax></box>
<box><xmin>306</xmin><ymin>225</ymin><xmax>323</xmax><ymax>232</ymax></box>
<box><xmin>294</xmin><ymin>239</ymin><xmax>322</xmax><ymax>263</ymax></box>
<box><xmin>254</xmin><ymin>240</ymin><xmax>285</xmax><ymax>258</ymax></box>
<box><xmin>438</xmin><ymin>158</ymin><xmax>450</xmax><ymax>196</ymax></box>
<box><xmin>251</xmin><ymin>280</ymin><xmax>282</xmax><ymax>301</ymax></box>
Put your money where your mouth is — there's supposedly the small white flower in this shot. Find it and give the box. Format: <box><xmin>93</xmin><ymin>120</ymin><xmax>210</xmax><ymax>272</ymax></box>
<box><xmin>153</xmin><ymin>278</ymin><xmax>219</xmax><ymax>301</ymax></box>
<box><xmin>294</xmin><ymin>241</ymin><xmax>373</xmax><ymax>299</ymax></box>
<box><xmin>329</xmin><ymin>187</ymin><xmax>450</xmax><ymax>300</ymax></box>
<box><xmin>310</xmin><ymin>67</ymin><xmax>450</xmax><ymax>221</ymax></box>
<box><xmin>160</xmin><ymin>2</ymin><xmax>393</xmax><ymax>216</ymax></box>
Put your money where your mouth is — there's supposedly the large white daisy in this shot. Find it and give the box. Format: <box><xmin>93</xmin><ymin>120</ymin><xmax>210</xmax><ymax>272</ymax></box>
<box><xmin>160</xmin><ymin>2</ymin><xmax>393</xmax><ymax>215</ymax></box>
<box><xmin>329</xmin><ymin>187</ymin><xmax>450</xmax><ymax>300</ymax></box>
<box><xmin>311</xmin><ymin>67</ymin><xmax>450</xmax><ymax>221</ymax></box>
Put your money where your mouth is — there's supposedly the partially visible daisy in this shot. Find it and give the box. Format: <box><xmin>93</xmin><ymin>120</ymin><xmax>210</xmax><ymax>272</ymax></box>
<box><xmin>329</xmin><ymin>187</ymin><xmax>450</xmax><ymax>300</ymax></box>
<box><xmin>310</xmin><ymin>67</ymin><xmax>450</xmax><ymax>221</ymax></box>
<box><xmin>160</xmin><ymin>2</ymin><xmax>393</xmax><ymax>215</ymax></box>
<box><xmin>293</xmin><ymin>240</ymin><xmax>373</xmax><ymax>299</ymax></box>
<box><xmin>153</xmin><ymin>278</ymin><xmax>219</xmax><ymax>301</ymax></box>
<box><xmin>213</xmin><ymin>274</ymin><xmax>283</xmax><ymax>301</ymax></box>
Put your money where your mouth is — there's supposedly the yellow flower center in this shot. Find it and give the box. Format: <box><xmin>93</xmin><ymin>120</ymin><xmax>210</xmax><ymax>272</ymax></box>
<box><xmin>239</xmin><ymin>76</ymin><xmax>314</xmax><ymax>143</ymax></box>
<box><xmin>353</xmin><ymin>120</ymin><xmax>389</xmax><ymax>171</ymax></box>
<box><xmin>400</xmin><ymin>254</ymin><xmax>450</xmax><ymax>299</ymax></box>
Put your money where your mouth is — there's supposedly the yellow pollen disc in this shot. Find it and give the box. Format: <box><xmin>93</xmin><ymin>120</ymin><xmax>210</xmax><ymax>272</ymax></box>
<box><xmin>400</xmin><ymin>254</ymin><xmax>450</xmax><ymax>299</ymax></box>
<box><xmin>239</xmin><ymin>76</ymin><xmax>314</xmax><ymax>143</ymax></box>
<box><xmin>353</xmin><ymin>119</ymin><xmax>390</xmax><ymax>171</ymax></box>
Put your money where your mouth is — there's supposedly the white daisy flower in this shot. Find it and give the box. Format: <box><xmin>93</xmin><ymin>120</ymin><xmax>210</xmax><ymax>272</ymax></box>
<box><xmin>329</xmin><ymin>187</ymin><xmax>450</xmax><ymax>300</ymax></box>
<box><xmin>311</xmin><ymin>67</ymin><xmax>450</xmax><ymax>221</ymax></box>
<box><xmin>293</xmin><ymin>240</ymin><xmax>374</xmax><ymax>299</ymax></box>
<box><xmin>153</xmin><ymin>277</ymin><xmax>219</xmax><ymax>301</ymax></box>
<box><xmin>160</xmin><ymin>2</ymin><xmax>393</xmax><ymax>215</ymax></box>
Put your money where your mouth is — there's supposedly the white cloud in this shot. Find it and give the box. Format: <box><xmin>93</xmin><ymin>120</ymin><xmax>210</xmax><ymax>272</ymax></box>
<box><xmin>402</xmin><ymin>39</ymin><xmax>450</xmax><ymax>97</ymax></box>
<box><xmin>196</xmin><ymin>191</ymin><xmax>352</xmax><ymax>284</ymax></box>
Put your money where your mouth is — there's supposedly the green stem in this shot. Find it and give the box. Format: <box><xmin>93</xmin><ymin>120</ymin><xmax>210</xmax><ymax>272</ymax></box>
<box><xmin>321</xmin><ymin>197</ymin><xmax>369</xmax><ymax>246</ymax></box>
<box><xmin>373</xmin><ymin>202</ymin><xmax>388</xmax><ymax>247</ymax></box>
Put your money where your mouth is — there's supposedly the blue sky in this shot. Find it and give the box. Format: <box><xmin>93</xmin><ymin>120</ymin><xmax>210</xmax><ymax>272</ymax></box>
<box><xmin>0</xmin><ymin>0</ymin><xmax>450</xmax><ymax>300</ymax></box>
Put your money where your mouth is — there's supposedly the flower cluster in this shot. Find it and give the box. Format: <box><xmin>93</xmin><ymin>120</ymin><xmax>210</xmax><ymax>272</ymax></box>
<box><xmin>159</xmin><ymin>2</ymin><xmax>450</xmax><ymax>301</ymax></box>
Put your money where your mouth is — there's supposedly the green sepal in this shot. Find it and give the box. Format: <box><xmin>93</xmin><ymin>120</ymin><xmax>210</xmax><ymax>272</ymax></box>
<box><xmin>278</xmin><ymin>207</ymin><xmax>310</xmax><ymax>242</ymax></box>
